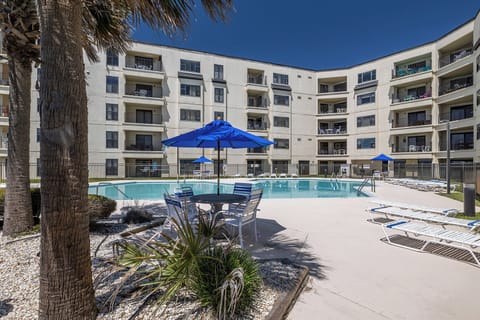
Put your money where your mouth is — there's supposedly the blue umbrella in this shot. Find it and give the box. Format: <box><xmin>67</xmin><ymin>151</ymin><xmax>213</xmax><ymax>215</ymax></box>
<box><xmin>162</xmin><ymin>119</ymin><xmax>274</xmax><ymax>194</ymax></box>
<box><xmin>371</xmin><ymin>153</ymin><xmax>394</xmax><ymax>161</ymax></box>
<box><xmin>192</xmin><ymin>156</ymin><xmax>213</xmax><ymax>163</ymax></box>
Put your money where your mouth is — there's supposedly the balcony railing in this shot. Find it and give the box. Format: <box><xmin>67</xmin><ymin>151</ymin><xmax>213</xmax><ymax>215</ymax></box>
<box><xmin>392</xmin><ymin>145</ymin><xmax>432</xmax><ymax>152</ymax></box>
<box><xmin>125</xmin><ymin>61</ymin><xmax>163</xmax><ymax>72</ymax></box>
<box><xmin>124</xmin><ymin>144</ymin><xmax>163</xmax><ymax>151</ymax></box>
<box><xmin>439</xmin><ymin>78</ymin><xmax>473</xmax><ymax>95</ymax></box>
<box><xmin>124</xmin><ymin>112</ymin><xmax>163</xmax><ymax>124</ymax></box>
<box><xmin>439</xmin><ymin>143</ymin><xmax>474</xmax><ymax>151</ymax></box>
<box><xmin>392</xmin><ymin>65</ymin><xmax>431</xmax><ymax>78</ymax></box>
<box><xmin>247</xmin><ymin>123</ymin><xmax>268</xmax><ymax>130</ymax></box>
<box><xmin>318</xmin><ymin>149</ymin><xmax>347</xmax><ymax>155</ymax></box>
<box><xmin>317</xmin><ymin>128</ymin><xmax>347</xmax><ymax>135</ymax></box>
<box><xmin>247</xmin><ymin>147</ymin><xmax>267</xmax><ymax>154</ymax></box>
<box><xmin>0</xmin><ymin>105</ymin><xmax>8</xmax><ymax>117</ymax></box>
<box><xmin>439</xmin><ymin>48</ymin><xmax>473</xmax><ymax>68</ymax></box>
<box><xmin>439</xmin><ymin>110</ymin><xmax>473</xmax><ymax>122</ymax></box>
<box><xmin>392</xmin><ymin>119</ymin><xmax>432</xmax><ymax>128</ymax></box>
<box><xmin>124</xmin><ymin>88</ymin><xmax>162</xmax><ymax>98</ymax></box>
<box><xmin>247</xmin><ymin>75</ymin><xmax>265</xmax><ymax>85</ymax></box>
<box><xmin>318</xmin><ymin>103</ymin><xmax>347</xmax><ymax>114</ymax></box>
<box><xmin>392</xmin><ymin>92</ymin><xmax>431</xmax><ymax>104</ymax></box>
<box><xmin>318</xmin><ymin>82</ymin><xmax>347</xmax><ymax>94</ymax></box>
<box><xmin>0</xmin><ymin>78</ymin><xmax>9</xmax><ymax>86</ymax></box>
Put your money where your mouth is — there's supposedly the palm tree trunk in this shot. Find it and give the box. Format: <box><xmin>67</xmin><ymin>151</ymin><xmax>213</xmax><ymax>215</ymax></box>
<box><xmin>3</xmin><ymin>56</ymin><xmax>33</xmax><ymax>236</ymax></box>
<box><xmin>37</xmin><ymin>0</ymin><xmax>95</xmax><ymax>318</ymax></box>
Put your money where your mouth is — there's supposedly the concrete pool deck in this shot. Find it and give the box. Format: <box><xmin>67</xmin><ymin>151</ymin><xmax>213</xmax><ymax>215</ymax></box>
<box><xmin>116</xmin><ymin>178</ymin><xmax>479</xmax><ymax>319</ymax></box>
<box><xmin>241</xmin><ymin>180</ymin><xmax>479</xmax><ymax>320</ymax></box>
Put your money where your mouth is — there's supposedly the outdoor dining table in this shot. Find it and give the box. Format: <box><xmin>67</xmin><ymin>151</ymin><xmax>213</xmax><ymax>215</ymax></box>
<box><xmin>190</xmin><ymin>193</ymin><xmax>247</xmax><ymax>213</ymax></box>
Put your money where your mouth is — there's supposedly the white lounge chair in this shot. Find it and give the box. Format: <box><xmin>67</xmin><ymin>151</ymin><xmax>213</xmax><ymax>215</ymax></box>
<box><xmin>279</xmin><ymin>173</ymin><xmax>287</xmax><ymax>178</ymax></box>
<box><xmin>369</xmin><ymin>206</ymin><xmax>480</xmax><ymax>230</ymax></box>
<box><xmin>270</xmin><ymin>173</ymin><xmax>277</xmax><ymax>178</ymax></box>
<box><xmin>221</xmin><ymin>189</ymin><xmax>263</xmax><ymax>248</ymax></box>
<box><xmin>247</xmin><ymin>173</ymin><xmax>254</xmax><ymax>178</ymax></box>
<box><xmin>383</xmin><ymin>220</ymin><xmax>480</xmax><ymax>266</ymax></box>
<box><xmin>290</xmin><ymin>173</ymin><xmax>298</xmax><ymax>178</ymax></box>
<box><xmin>370</xmin><ymin>200</ymin><xmax>459</xmax><ymax>216</ymax></box>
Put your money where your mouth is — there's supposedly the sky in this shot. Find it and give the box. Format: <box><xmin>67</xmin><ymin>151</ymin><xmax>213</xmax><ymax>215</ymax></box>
<box><xmin>132</xmin><ymin>0</ymin><xmax>480</xmax><ymax>70</ymax></box>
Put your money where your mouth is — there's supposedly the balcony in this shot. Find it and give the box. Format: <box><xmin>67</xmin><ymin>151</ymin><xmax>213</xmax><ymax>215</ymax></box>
<box><xmin>317</xmin><ymin>149</ymin><xmax>347</xmax><ymax>156</ymax></box>
<box><xmin>317</xmin><ymin>128</ymin><xmax>347</xmax><ymax>135</ymax></box>
<box><xmin>317</xmin><ymin>102</ymin><xmax>347</xmax><ymax>115</ymax></box>
<box><xmin>247</xmin><ymin>147</ymin><xmax>268</xmax><ymax>154</ymax></box>
<box><xmin>392</xmin><ymin>145</ymin><xmax>432</xmax><ymax>153</ymax></box>
<box><xmin>391</xmin><ymin>92</ymin><xmax>431</xmax><ymax>104</ymax></box>
<box><xmin>439</xmin><ymin>47</ymin><xmax>473</xmax><ymax>68</ymax></box>
<box><xmin>392</xmin><ymin>119</ymin><xmax>432</xmax><ymax>128</ymax></box>
<box><xmin>318</xmin><ymin>82</ymin><xmax>347</xmax><ymax>95</ymax></box>
<box><xmin>438</xmin><ymin>108</ymin><xmax>473</xmax><ymax>123</ymax></box>
<box><xmin>438</xmin><ymin>76</ymin><xmax>473</xmax><ymax>96</ymax></box>
<box><xmin>246</xmin><ymin>70</ymin><xmax>268</xmax><ymax>93</ymax></box>
<box><xmin>247</xmin><ymin>122</ymin><xmax>268</xmax><ymax>131</ymax></box>
<box><xmin>123</xmin><ymin>111</ymin><xmax>165</xmax><ymax>132</ymax></box>
<box><xmin>392</xmin><ymin>65</ymin><xmax>431</xmax><ymax>79</ymax></box>
<box><xmin>124</xmin><ymin>84</ymin><xmax>165</xmax><ymax>106</ymax></box>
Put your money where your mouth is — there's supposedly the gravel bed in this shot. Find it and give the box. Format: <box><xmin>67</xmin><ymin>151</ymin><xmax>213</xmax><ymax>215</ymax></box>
<box><xmin>0</xmin><ymin>223</ymin><xmax>303</xmax><ymax>319</ymax></box>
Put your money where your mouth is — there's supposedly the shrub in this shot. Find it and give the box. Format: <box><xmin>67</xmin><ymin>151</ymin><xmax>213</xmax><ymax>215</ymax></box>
<box><xmin>0</xmin><ymin>190</ymin><xmax>116</xmax><ymax>225</ymax></box>
<box><xmin>88</xmin><ymin>194</ymin><xmax>117</xmax><ymax>222</ymax></box>
<box><xmin>191</xmin><ymin>246</ymin><xmax>262</xmax><ymax>317</ymax></box>
<box><xmin>123</xmin><ymin>207</ymin><xmax>153</xmax><ymax>224</ymax></box>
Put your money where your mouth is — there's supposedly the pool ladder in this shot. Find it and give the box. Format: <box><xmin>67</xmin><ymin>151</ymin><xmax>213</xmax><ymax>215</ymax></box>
<box><xmin>95</xmin><ymin>182</ymin><xmax>132</xmax><ymax>200</ymax></box>
<box><xmin>329</xmin><ymin>173</ymin><xmax>340</xmax><ymax>190</ymax></box>
<box><xmin>357</xmin><ymin>177</ymin><xmax>375</xmax><ymax>194</ymax></box>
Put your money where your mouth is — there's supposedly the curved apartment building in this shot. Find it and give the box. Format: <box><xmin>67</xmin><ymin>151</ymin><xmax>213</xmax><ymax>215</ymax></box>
<box><xmin>1</xmin><ymin>12</ymin><xmax>479</xmax><ymax>179</ymax></box>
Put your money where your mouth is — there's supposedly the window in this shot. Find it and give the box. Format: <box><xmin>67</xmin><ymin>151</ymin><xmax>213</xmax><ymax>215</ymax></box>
<box><xmin>477</xmin><ymin>124</ymin><xmax>480</xmax><ymax>140</ymax></box>
<box><xmin>180</xmin><ymin>59</ymin><xmax>200</xmax><ymax>73</ymax></box>
<box><xmin>357</xmin><ymin>115</ymin><xmax>375</xmax><ymax>127</ymax></box>
<box><xmin>36</xmin><ymin>128</ymin><xmax>40</xmax><ymax>142</ymax></box>
<box><xmin>477</xmin><ymin>89</ymin><xmax>480</xmax><ymax>106</ymax></box>
<box><xmin>451</xmin><ymin>132</ymin><xmax>473</xmax><ymax>150</ymax></box>
<box><xmin>134</xmin><ymin>56</ymin><xmax>153</xmax><ymax>70</ymax></box>
<box><xmin>106</xmin><ymin>159</ymin><xmax>118</xmax><ymax>176</ymax></box>
<box><xmin>273</xmin><ymin>73</ymin><xmax>289</xmax><ymax>85</ymax></box>
<box><xmin>357</xmin><ymin>138</ymin><xmax>375</xmax><ymax>149</ymax></box>
<box><xmin>214</xmin><ymin>87</ymin><xmax>224</xmax><ymax>103</ymax></box>
<box><xmin>180</xmin><ymin>109</ymin><xmax>201</xmax><ymax>121</ymax></box>
<box><xmin>407</xmin><ymin>111</ymin><xmax>426</xmax><ymax>126</ymax></box>
<box><xmin>274</xmin><ymin>138</ymin><xmax>289</xmax><ymax>149</ymax></box>
<box><xmin>477</xmin><ymin>55</ymin><xmax>480</xmax><ymax>72</ymax></box>
<box><xmin>106</xmin><ymin>131</ymin><xmax>118</xmax><ymax>148</ymax></box>
<box><xmin>214</xmin><ymin>111</ymin><xmax>224</xmax><ymax>120</ymax></box>
<box><xmin>106</xmin><ymin>49</ymin><xmax>119</xmax><ymax>66</ymax></box>
<box><xmin>214</xmin><ymin>64</ymin><xmax>224</xmax><ymax>80</ymax></box>
<box><xmin>357</xmin><ymin>92</ymin><xmax>375</xmax><ymax>105</ymax></box>
<box><xmin>274</xmin><ymin>94</ymin><xmax>289</xmax><ymax>106</ymax></box>
<box><xmin>37</xmin><ymin>98</ymin><xmax>40</xmax><ymax>113</ymax></box>
<box><xmin>106</xmin><ymin>103</ymin><xmax>118</xmax><ymax>120</ymax></box>
<box><xmin>180</xmin><ymin>84</ymin><xmax>201</xmax><ymax>97</ymax></box>
<box><xmin>357</xmin><ymin>70</ymin><xmax>376</xmax><ymax>83</ymax></box>
<box><xmin>333</xmin><ymin>82</ymin><xmax>347</xmax><ymax>92</ymax></box>
<box><xmin>273</xmin><ymin>116</ymin><xmax>289</xmax><ymax>128</ymax></box>
<box><xmin>136</xmin><ymin>135</ymin><xmax>153</xmax><ymax>150</ymax></box>
<box><xmin>106</xmin><ymin>76</ymin><xmax>118</xmax><ymax>93</ymax></box>
<box><xmin>136</xmin><ymin>109</ymin><xmax>153</xmax><ymax>124</ymax></box>
<box><xmin>407</xmin><ymin>136</ymin><xmax>426</xmax><ymax>147</ymax></box>
<box><xmin>450</xmin><ymin>105</ymin><xmax>473</xmax><ymax>121</ymax></box>
<box><xmin>407</xmin><ymin>60</ymin><xmax>427</xmax><ymax>70</ymax></box>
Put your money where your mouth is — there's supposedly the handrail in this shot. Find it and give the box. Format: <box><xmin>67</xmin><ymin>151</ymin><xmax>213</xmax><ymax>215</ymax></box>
<box><xmin>95</xmin><ymin>182</ymin><xmax>132</xmax><ymax>199</ymax></box>
<box><xmin>329</xmin><ymin>172</ymin><xmax>340</xmax><ymax>190</ymax></box>
<box><xmin>357</xmin><ymin>177</ymin><xmax>375</xmax><ymax>194</ymax></box>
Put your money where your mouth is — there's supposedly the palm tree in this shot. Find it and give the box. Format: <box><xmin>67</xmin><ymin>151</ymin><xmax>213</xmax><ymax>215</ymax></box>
<box><xmin>36</xmin><ymin>0</ymin><xmax>232</xmax><ymax>318</ymax></box>
<box><xmin>0</xmin><ymin>0</ymin><xmax>40</xmax><ymax>236</ymax></box>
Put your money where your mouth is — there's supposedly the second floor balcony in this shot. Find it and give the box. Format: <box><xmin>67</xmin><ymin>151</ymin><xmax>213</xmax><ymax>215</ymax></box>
<box><xmin>439</xmin><ymin>76</ymin><xmax>473</xmax><ymax>96</ymax></box>
<box><xmin>247</xmin><ymin>147</ymin><xmax>268</xmax><ymax>154</ymax></box>
<box><xmin>247</xmin><ymin>121</ymin><xmax>268</xmax><ymax>131</ymax></box>
<box><xmin>439</xmin><ymin>105</ymin><xmax>473</xmax><ymax>122</ymax></box>
<box><xmin>317</xmin><ymin>102</ymin><xmax>347</xmax><ymax>114</ymax></box>
<box><xmin>392</xmin><ymin>145</ymin><xmax>432</xmax><ymax>153</ymax></box>
<box><xmin>391</xmin><ymin>85</ymin><xmax>431</xmax><ymax>104</ymax></box>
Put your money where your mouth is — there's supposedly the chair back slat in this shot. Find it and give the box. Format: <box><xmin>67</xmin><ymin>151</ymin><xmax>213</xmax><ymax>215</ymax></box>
<box><xmin>233</xmin><ymin>183</ymin><xmax>253</xmax><ymax>198</ymax></box>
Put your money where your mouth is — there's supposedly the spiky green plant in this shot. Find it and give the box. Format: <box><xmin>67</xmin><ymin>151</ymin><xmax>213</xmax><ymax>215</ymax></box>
<box><xmin>191</xmin><ymin>246</ymin><xmax>262</xmax><ymax>318</ymax></box>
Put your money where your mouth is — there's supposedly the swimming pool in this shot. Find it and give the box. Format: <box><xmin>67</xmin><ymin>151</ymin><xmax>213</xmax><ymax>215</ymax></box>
<box><xmin>89</xmin><ymin>179</ymin><xmax>368</xmax><ymax>200</ymax></box>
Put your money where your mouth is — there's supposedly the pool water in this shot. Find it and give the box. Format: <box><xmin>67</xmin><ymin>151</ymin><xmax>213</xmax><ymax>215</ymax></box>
<box><xmin>89</xmin><ymin>179</ymin><xmax>367</xmax><ymax>200</ymax></box>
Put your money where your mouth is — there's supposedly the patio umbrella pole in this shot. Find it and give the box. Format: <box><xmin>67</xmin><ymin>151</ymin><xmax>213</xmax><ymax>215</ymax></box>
<box><xmin>217</xmin><ymin>140</ymin><xmax>220</xmax><ymax>195</ymax></box>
